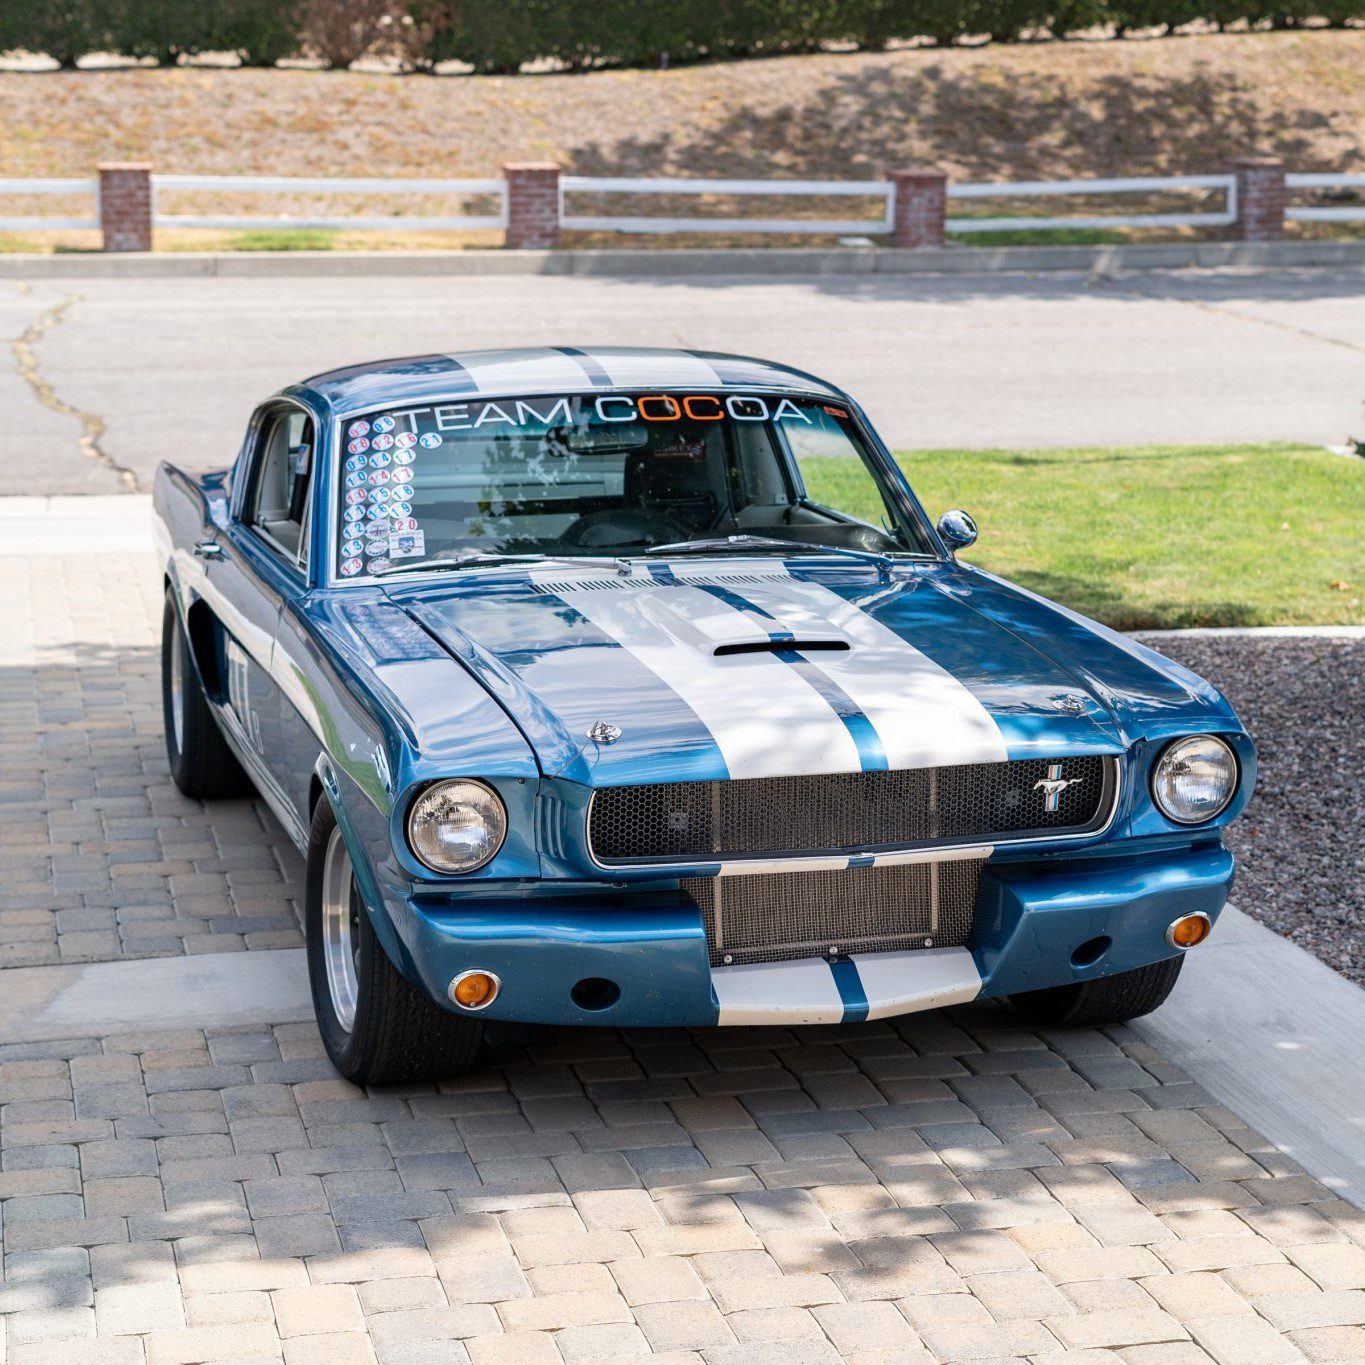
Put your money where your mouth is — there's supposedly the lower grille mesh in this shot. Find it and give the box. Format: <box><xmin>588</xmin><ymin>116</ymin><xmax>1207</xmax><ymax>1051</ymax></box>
<box><xmin>684</xmin><ymin>858</ymin><xmax>984</xmax><ymax>968</ymax></box>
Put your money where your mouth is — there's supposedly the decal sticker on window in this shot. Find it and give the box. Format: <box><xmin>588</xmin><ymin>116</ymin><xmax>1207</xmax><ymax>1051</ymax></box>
<box><xmin>392</xmin><ymin>516</ymin><xmax>418</xmax><ymax>533</ymax></box>
<box><xmin>388</xmin><ymin>500</ymin><xmax>412</xmax><ymax>518</ymax></box>
<box><xmin>339</xmin><ymin>556</ymin><xmax>363</xmax><ymax>576</ymax></box>
<box><xmin>394</xmin><ymin>432</ymin><xmax>416</xmax><ymax>449</ymax></box>
<box><xmin>372</xmin><ymin>433</ymin><xmax>395</xmax><ymax>451</ymax></box>
<box><xmin>368</xmin><ymin>487</ymin><xmax>390</xmax><ymax>504</ymax></box>
<box><xmin>418</xmin><ymin>432</ymin><xmax>442</xmax><ymax>449</ymax></box>
<box><xmin>367</xmin><ymin>556</ymin><xmax>391</xmax><ymax>574</ymax></box>
<box><xmin>372</xmin><ymin>415</ymin><xmax>395</xmax><ymax>434</ymax></box>
<box><xmin>341</xmin><ymin>538</ymin><xmax>363</xmax><ymax>558</ymax></box>
<box><xmin>345</xmin><ymin>454</ymin><xmax>367</xmax><ymax>474</ymax></box>
<box><xmin>344</xmin><ymin>505</ymin><xmax>366</xmax><ymax>523</ymax></box>
<box><xmin>345</xmin><ymin>488</ymin><xmax>367</xmax><ymax>506</ymax></box>
<box><xmin>369</xmin><ymin>451</ymin><xmax>392</xmax><ymax>469</ymax></box>
<box><xmin>391</xmin><ymin>467</ymin><xmax>413</xmax><ymax>485</ymax></box>
<box><xmin>347</xmin><ymin>437</ymin><xmax>370</xmax><ymax>455</ymax></box>
<box><xmin>393</xmin><ymin>449</ymin><xmax>416</xmax><ymax>466</ymax></box>
<box><xmin>389</xmin><ymin>529</ymin><xmax>425</xmax><ymax>559</ymax></box>
<box><xmin>365</xmin><ymin>536</ymin><xmax>390</xmax><ymax>557</ymax></box>
<box><xmin>345</xmin><ymin>471</ymin><xmax>367</xmax><ymax>489</ymax></box>
<box><xmin>368</xmin><ymin>468</ymin><xmax>391</xmax><ymax>485</ymax></box>
<box><xmin>347</xmin><ymin>420</ymin><xmax>370</xmax><ymax>437</ymax></box>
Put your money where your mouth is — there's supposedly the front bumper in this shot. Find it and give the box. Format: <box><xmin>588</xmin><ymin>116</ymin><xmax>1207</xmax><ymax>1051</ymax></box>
<box><xmin>387</xmin><ymin>840</ymin><xmax>1233</xmax><ymax>1028</ymax></box>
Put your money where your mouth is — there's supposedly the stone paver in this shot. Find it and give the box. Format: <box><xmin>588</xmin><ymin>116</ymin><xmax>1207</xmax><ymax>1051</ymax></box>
<box><xmin>0</xmin><ymin>551</ymin><xmax>304</xmax><ymax>965</ymax></box>
<box><xmin>4</xmin><ymin>544</ymin><xmax>1365</xmax><ymax>1363</ymax></box>
<box><xmin>1</xmin><ymin>1009</ymin><xmax>1361</xmax><ymax>1362</ymax></box>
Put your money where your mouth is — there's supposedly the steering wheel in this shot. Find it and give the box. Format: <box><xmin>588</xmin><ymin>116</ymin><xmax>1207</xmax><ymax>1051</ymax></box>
<box><xmin>560</xmin><ymin>507</ymin><xmax>685</xmax><ymax>549</ymax></box>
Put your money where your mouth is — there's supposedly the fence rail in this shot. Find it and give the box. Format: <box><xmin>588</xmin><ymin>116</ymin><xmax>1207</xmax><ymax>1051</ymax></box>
<box><xmin>945</xmin><ymin>174</ymin><xmax>1237</xmax><ymax>234</ymax></box>
<box><xmin>0</xmin><ymin>160</ymin><xmax>1358</xmax><ymax>250</ymax></box>
<box><xmin>151</xmin><ymin>174</ymin><xmax>508</xmax><ymax>232</ymax></box>
<box><xmin>560</xmin><ymin>176</ymin><xmax>894</xmax><ymax>236</ymax></box>
<box><xmin>0</xmin><ymin>177</ymin><xmax>98</xmax><ymax>233</ymax></box>
<box><xmin>1285</xmin><ymin>171</ymin><xmax>1365</xmax><ymax>224</ymax></box>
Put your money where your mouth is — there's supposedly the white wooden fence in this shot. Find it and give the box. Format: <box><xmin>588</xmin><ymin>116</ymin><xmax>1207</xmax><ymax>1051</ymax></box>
<box><xmin>0</xmin><ymin>162</ymin><xmax>1360</xmax><ymax>249</ymax></box>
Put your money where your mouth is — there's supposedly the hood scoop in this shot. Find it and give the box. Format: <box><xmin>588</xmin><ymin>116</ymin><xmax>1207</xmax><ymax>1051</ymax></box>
<box><xmin>714</xmin><ymin>638</ymin><xmax>850</xmax><ymax>657</ymax></box>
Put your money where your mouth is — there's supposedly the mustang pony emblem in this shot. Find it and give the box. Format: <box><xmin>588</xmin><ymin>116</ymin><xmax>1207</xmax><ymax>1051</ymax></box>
<box><xmin>1034</xmin><ymin>763</ymin><xmax>1083</xmax><ymax>812</ymax></box>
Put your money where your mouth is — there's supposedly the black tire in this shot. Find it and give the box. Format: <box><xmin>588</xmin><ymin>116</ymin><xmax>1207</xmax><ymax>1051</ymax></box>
<box><xmin>1008</xmin><ymin>955</ymin><xmax>1185</xmax><ymax>1027</ymax></box>
<box><xmin>162</xmin><ymin>591</ymin><xmax>253</xmax><ymax>800</ymax></box>
<box><xmin>305</xmin><ymin>798</ymin><xmax>483</xmax><ymax>1085</ymax></box>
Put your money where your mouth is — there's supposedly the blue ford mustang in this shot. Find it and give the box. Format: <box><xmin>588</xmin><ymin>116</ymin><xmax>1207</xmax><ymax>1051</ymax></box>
<box><xmin>153</xmin><ymin>347</ymin><xmax>1254</xmax><ymax>1084</ymax></box>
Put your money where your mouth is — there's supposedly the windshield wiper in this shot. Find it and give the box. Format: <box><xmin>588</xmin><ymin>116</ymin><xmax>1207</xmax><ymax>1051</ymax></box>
<box><xmin>645</xmin><ymin>535</ymin><xmax>896</xmax><ymax>576</ymax></box>
<box><xmin>372</xmin><ymin>551</ymin><xmax>547</xmax><ymax>577</ymax></box>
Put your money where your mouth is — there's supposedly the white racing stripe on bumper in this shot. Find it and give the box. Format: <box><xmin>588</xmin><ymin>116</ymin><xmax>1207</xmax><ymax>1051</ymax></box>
<box><xmin>712</xmin><ymin>957</ymin><xmax>845</xmax><ymax>1026</ymax></box>
<box><xmin>711</xmin><ymin>948</ymin><xmax>982</xmax><ymax>1026</ymax></box>
<box><xmin>849</xmin><ymin>948</ymin><xmax>983</xmax><ymax>1020</ymax></box>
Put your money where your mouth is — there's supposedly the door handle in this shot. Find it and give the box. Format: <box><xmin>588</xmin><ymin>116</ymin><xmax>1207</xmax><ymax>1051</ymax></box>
<box><xmin>194</xmin><ymin>540</ymin><xmax>224</xmax><ymax>560</ymax></box>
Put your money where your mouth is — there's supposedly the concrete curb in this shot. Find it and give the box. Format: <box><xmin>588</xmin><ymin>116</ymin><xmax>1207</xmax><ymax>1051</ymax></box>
<box><xmin>1136</xmin><ymin>906</ymin><xmax>1365</xmax><ymax>1212</ymax></box>
<box><xmin>2</xmin><ymin>239</ymin><xmax>1364</xmax><ymax>279</ymax></box>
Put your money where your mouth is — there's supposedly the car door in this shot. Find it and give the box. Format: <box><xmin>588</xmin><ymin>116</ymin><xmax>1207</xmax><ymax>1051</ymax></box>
<box><xmin>207</xmin><ymin>402</ymin><xmax>317</xmax><ymax>833</ymax></box>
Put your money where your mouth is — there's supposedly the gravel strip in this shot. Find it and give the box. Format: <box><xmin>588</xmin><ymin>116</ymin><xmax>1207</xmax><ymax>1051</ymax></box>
<box><xmin>1140</xmin><ymin>634</ymin><xmax>1365</xmax><ymax>987</ymax></box>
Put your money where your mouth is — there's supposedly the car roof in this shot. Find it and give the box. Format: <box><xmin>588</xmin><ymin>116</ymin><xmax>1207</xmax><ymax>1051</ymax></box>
<box><xmin>292</xmin><ymin>346</ymin><xmax>846</xmax><ymax>417</ymax></box>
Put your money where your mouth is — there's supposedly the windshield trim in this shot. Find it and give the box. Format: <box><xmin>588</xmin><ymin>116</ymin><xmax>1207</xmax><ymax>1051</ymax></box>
<box><xmin>322</xmin><ymin>385</ymin><xmax>947</xmax><ymax>587</ymax></box>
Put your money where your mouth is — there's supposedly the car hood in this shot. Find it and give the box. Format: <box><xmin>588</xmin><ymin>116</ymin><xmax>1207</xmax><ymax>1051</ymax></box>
<box><xmin>389</xmin><ymin>559</ymin><xmax>1219</xmax><ymax>787</ymax></box>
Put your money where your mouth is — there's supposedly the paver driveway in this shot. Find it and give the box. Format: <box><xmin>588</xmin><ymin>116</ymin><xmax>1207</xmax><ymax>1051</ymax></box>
<box><xmin>2</xmin><ymin>528</ymin><xmax>1365</xmax><ymax>1364</ymax></box>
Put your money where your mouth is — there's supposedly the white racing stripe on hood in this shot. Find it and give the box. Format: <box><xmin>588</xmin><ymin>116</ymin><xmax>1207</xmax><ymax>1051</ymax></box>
<box><xmin>530</xmin><ymin>571</ymin><xmax>863</xmax><ymax>778</ymax></box>
<box><xmin>731</xmin><ymin>576</ymin><xmax>1009</xmax><ymax>770</ymax></box>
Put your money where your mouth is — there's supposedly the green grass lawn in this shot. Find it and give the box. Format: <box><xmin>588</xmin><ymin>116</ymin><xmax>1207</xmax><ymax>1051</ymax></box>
<box><xmin>803</xmin><ymin>443</ymin><xmax>1364</xmax><ymax>631</ymax></box>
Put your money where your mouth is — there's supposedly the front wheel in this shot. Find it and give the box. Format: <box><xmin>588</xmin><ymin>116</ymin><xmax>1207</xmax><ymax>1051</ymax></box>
<box><xmin>1008</xmin><ymin>955</ymin><xmax>1185</xmax><ymax>1027</ymax></box>
<box><xmin>305</xmin><ymin>798</ymin><xmax>483</xmax><ymax>1085</ymax></box>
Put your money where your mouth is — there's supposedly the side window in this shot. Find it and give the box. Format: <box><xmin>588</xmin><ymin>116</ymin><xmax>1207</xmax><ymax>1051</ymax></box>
<box><xmin>782</xmin><ymin>410</ymin><xmax>900</xmax><ymax>538</ymax></box>
<box><xmin>247</xmin><ymin>409</ymin><xmax>315</xmax><ymax>568</ymax></box>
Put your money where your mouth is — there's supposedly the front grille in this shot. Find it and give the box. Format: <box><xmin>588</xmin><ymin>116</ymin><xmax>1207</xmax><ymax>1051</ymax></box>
<box><xmin>590</xmin><ymin>756</ymin><xmax>1114</xmax><ymax>865</ymax></box>
<box><xmin>685</xmin><ymin>858</ymin><xmax>984</xmax><ymax>967</ymax></box>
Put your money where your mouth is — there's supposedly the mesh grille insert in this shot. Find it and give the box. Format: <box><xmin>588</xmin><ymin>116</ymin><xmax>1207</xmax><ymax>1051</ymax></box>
<box><xmin>591</xmin><ymin>756</ymin><xmax>1114</xmax><ymax>865</ymax></box>
<box><xmin>685</xmin><ymin>858</ymin><xmax>985</xmax><ymax>968</ymax></box>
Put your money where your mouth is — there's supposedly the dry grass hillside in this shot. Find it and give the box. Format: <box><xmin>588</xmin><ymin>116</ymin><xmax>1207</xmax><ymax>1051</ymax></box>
<box><xmin>2</xmin><ymin>29</ymin><xmax>1360</xmax><ymax>249</ymax></box>
<box><xmin>4</xmin><ymin>29</ymin><xmax>1361</xmax><ymax>179</ymax></box>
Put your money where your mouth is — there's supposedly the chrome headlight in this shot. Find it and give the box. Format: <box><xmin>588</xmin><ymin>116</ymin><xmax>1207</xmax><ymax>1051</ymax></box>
<box><xmin>1152</xmin><ymin>736</ymin><xmax>1237</xmax><ymax>825</ymax></box>
<box><xmin>407</xmin><ymin>780</ymin><xmax>507</xmax><ymax>874</ymax></box>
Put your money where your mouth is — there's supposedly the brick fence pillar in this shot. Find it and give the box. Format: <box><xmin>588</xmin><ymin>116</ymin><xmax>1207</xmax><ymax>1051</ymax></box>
<box><xmin>98</xmin><ymin>163</ymin><xmax>153</xmax><ymax>252</ymax></box>
<box><xmin>503</xmin><ymin>163</ymin><xmax>561</xmax><ymax>250</ymax></box>
<box><xmin>1232</xmin><ymin>157</ymin><xmax>1286</xmax><ymax>242</ymax></box>
<box><xmin>888</xmin><ymin>166</ymin><xmax>948</xmax><ymax>249</ymax></box>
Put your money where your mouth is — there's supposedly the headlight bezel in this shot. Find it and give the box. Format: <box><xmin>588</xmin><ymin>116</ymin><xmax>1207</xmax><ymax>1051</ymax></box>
<box><xmin>405</xmin><ymin>778</ymin><xmax>508</xmax><ymax>875</ymax></box>
<box><xmin>1150</xmin><ymin>735</ymin><xmax>1239</xmax><ymax>826</ymax></box>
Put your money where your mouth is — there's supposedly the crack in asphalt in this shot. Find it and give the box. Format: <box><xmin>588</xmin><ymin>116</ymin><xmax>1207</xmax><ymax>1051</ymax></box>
<box><xmin>10</xmin><ymin>287</ymin><xmax>139</xmax><ymax>492</ymax></box>
<box><xmin>1098</xmin><ymin>273</ymin><xmax>1365</xmax><ymax>359</ymax></box>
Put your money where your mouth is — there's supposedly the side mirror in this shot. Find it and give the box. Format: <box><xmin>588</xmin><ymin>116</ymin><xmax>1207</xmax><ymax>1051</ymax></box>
<box><xmin>937</xmin><ymin>509</ymin><xmax>978</xmax><ymax>552</ymax></box>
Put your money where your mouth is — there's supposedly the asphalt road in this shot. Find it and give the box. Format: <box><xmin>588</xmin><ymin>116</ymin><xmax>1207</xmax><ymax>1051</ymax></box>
<box><xmin>4</xmin><ymin>265</ymin><xmax>1363</xmax><ymax>494</ymax></box>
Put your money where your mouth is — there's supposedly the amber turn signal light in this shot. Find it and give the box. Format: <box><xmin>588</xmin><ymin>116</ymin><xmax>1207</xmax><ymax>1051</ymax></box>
<box><xmin>1166</xmin><ymin>914</ymin><xmax>1212</xmax><ymax>950</ymax></box>
<box><xmin>448</xmin><ymin>970</ymin><xmax>500</xmax><ymax>1011</ymax></box>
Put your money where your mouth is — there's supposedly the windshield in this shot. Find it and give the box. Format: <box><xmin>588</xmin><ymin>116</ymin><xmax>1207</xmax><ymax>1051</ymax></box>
<box><xmin>333</xmin><ymin>391</ymin><xmax>929</xmax><ymax>578</ymax></box>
